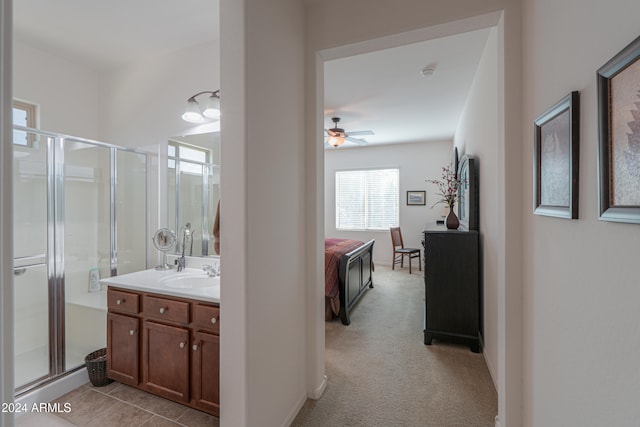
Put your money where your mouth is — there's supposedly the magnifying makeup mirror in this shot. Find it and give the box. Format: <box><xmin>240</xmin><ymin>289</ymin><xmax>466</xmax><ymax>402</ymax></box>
<box><xmin>152</xmin><ymin>228</ymin><xmax>177</xmax><ymax>270</ymax></box>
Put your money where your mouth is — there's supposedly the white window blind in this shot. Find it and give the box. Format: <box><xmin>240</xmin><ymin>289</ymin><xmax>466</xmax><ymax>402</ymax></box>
<box><xmin>336</xmin><ymin>168</ymin><xmax>399</xmax><ymax>230</ymax></box>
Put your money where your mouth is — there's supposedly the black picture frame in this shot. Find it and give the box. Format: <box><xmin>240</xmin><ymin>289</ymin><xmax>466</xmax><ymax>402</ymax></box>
<box><xmin>533</xmin><ymin>91</ymin><xmax>580</xmax><ymax>219</ymax></box>
<box><xmin>407</xmin><ymin>190</ymin><xmax>426</xmax><ymax>206</ymax></box>
<box><xmin>451</xmin><ymin>146</ymin><xmax>459</xmax><ymax>179</ymax></box>
<box><xmin>457</xmin><ymin>154</ymin><xmax>478</xmax><ymax>231</ymax></box>
<box><xmin>597</xmin><ymin>35</ymin><xmax>640</xmax><ymax>224</ymax></box>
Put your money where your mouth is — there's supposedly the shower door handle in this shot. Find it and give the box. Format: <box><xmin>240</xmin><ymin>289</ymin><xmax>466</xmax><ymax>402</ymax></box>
<box><xmin>13</xmin><ymin>254</ymin><xmax>47</xmax><ymax>276</ymax></box>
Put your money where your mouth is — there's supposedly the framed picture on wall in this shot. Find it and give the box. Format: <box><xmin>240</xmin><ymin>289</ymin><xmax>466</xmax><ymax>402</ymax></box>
<box><xmin>597</xmin><ymin>35</ymin><xmax>640</xmax><ymax>224</ymax></box>
<box><xmin>533</xmin><ymin>91</ymin><xmax>580</xmax><ymax>219</ymax></box>
<box><xmin>457</xmin><ymin>154</ymin><xmax>478</xmax><ymax>230</ymax></box>
<box><xmin>406</xmin><ymin>191</ymin><xmax>426</xmax><ymax>206</ymax></box>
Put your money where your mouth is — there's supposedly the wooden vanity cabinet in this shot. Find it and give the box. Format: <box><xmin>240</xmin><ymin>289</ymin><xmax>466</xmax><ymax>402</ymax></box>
<box><xmin>192</xmin><ymin>304</ymin><xmax>220</xmax><ymax>412</ymax></box>
<box><xmin>107</xmin><ymin>287</ymin><xmax>220</xmax><ymax>416</ymax></box>
<box><xmin>142</xmin><ymin>320</ymin><xmax>190</xmax><ymax>403</ymax></box>
<box><xmin>106</xmin><ymin>289</ymin><xmax>140</xmax><ymax>385</ymax></box>
<box><xmin>106</xmin><ymin>312</ymin><xmax>139</xmax><ymax>385</ymax></box>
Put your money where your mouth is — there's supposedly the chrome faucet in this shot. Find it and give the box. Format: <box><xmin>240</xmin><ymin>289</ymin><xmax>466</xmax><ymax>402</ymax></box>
<box><xmin>176</xmin><ymin>255</ymin><xmax>185</xmax><ymax>272</ymax></box>
<box><xmin>176</xmin><ymin>223</ymin><xmax>191</xmax><ymax>272</ymax></box>
<box><xmin>202</xmin><ymin>264</ymin><xmax>219</xmax><ymax>277</ymax></box>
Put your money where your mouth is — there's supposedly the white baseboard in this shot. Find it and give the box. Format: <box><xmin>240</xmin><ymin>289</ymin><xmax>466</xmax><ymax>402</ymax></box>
<box><xmin>15</xmin><ymin>369</ymin><xmax>89</xmax><ymax>417</ymax></box>
<box><xmin>281</xmin><ymin>392</ymin><xmax>308</xmax><ymax>427</ymax></box>
<box><xmin>310</xmin><ymin>375</ymin><xmax>327</xmax><ymax>400</ymax></box>
<box><xmin>495</xmin><ymin>415</ymin><xmax>501</xmax><ymax>427</ymax></box>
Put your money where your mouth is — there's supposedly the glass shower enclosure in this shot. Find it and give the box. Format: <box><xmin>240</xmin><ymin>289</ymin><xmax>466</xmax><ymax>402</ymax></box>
<box><xmin>12</xmin><ymin>125</ymin><xmax>148</xmax><ymax>394</ymax></box>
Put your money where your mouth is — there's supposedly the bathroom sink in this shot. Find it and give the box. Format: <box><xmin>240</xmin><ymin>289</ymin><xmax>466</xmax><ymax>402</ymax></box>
<box><xmin>159</xmin><ymin>273</ymin><xmax>220</xmax><ymax>289</ymax></box>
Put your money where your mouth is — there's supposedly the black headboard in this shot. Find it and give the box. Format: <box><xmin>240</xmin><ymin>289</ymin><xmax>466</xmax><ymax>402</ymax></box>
<box><xmin>457</xmin><ymin>154</ymin><xmax>479</xmax><ymax>231</ymax></box>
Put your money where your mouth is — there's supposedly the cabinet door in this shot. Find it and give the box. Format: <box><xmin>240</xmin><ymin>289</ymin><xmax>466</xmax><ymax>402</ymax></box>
<box><xmin>191</xmin><ymin>331</ymin><xmax>220</xmax><ymax>414</ymax></box>
<box><xmin>425</xmin><ymin>232</ymin><xmax>478</xmax><ymax>335</ymax></box>
<box><xmin>107</xmin><ymin>312</ymin><xmax>139</xmax><ymax>385</ymax></box>
<box><xmin>142</xmin><ymin>321</ymin><xmax>190</xmax><ymax>403</ymax></box>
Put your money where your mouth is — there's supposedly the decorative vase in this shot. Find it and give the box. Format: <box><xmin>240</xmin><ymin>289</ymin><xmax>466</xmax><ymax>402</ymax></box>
<box><xmin>446</xmin><ymin>204</ymin><xmax>459</xmax><ymax>230</ymax></box>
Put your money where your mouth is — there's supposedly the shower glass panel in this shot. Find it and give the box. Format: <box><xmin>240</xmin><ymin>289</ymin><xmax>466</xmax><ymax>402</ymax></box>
<box><xmin>13</xmin><ymin>131</ymin><xmax>50</xmax><ymax>390</ymax></box>
<box><xmin>12</xmin><ymin>126</ymin><xmax>149</xmax><ymax>395</ymax></box>
<box><xmin>64</xmin><ymin>140</ymin><xmax>111</xmax><ymax>370</ymax></box>
<box><xmin>116</xmin><ymin>150</ymin><xmax>147</xmax><ymax>275</ymax></box>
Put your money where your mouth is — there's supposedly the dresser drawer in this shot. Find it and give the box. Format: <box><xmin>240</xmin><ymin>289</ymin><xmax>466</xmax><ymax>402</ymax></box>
<box><xmin>193</xmin><ymin>304</ymin><xmax>220</xmax><ymax>333</ymax></box>
<box><xmin>143</xmin><ymin>295</ymin><xmax>190</xmax><ymax>324</ymax></box>
<box><xmin>108</xmin><ymin>288</ymin><xmax>140</xmax><ymax>314</ymax></box>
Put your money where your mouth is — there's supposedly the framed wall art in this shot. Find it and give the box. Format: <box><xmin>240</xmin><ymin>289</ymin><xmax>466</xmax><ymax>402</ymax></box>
<box><xmin>457</xmin><ymin>154</ymin><xmax>478</xmax><ymax>231</ymax></box>
<box><xmin>597</xmin><ymin>35</ymin><xmax>640</xmax><ymax>224</ymax></box>
<box><xmin>533</xmin><ymin>91</ymin><xmax>580</xmax><ymax>219</ymax></box>
<box><xmin>407</xmin><ymin>190</ymin><xmax>426</xmax><ymax>206</ymax></box>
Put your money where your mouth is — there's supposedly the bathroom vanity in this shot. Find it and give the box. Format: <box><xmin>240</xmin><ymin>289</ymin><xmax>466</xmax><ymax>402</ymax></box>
<box><xmin>101</xmin><ymin>269</ymin><xmax>220</xmax><ymax>416</ymax></box>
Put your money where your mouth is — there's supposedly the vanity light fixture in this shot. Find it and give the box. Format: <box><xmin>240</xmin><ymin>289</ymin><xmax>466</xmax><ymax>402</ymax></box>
<box><xmin>181</xmin><ymin>90</ymin><xmax>221</xmax><ymax>123</ymax></box>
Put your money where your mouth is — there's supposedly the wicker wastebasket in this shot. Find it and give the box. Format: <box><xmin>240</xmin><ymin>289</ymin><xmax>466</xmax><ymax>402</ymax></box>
<box><xmin>85</xmin><ymin>348</ymin><xmax>113</xmax><ymax>387</ymax></box>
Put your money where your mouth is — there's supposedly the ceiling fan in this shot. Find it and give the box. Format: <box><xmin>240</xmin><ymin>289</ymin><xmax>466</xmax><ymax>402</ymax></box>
<box><xmin>325</xmin><ymin>117</ymin><xmax>374</xmax><ymax>147</ymax></box>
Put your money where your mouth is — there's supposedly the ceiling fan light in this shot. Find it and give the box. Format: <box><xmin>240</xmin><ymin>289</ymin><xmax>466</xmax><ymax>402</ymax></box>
<box><xmin>182</xmin><ymin>99</ymin><xmax>205</xmax><ymax>123</ymax></box>
<box><xmin>328</xmin><ymin>135</ymin><xmax>345</xmax><ymax>147</ymax></box>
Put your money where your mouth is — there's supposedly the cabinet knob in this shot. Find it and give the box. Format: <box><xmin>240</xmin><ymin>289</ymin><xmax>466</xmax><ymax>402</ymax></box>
<box><xmin>116</xmin><ymin>299</ymin><xmax>123</xmax><ymax>305</ymax></box>
<box><xmin>211</xmin><ymin>317</ymin><xmax>217</xmax><ymax>324</ymax></box>
<box><xmin>159</xmin><ymin>307</ymin><xmax>166</xmax><ymax>314</ymax></box>
<box><xmin>192</xmin><ymin>344</ymin><xmax>199</xmax><ymax>351</ymax></box>
<box><xmin>179</xmin><ymin>342</ymin><xmax>185</xmax><ymax>349</ymax></box>
<box><xmin>129</xmin><ymin>329</ymin><xmax>135</xmax><ymax>336</ymax></box>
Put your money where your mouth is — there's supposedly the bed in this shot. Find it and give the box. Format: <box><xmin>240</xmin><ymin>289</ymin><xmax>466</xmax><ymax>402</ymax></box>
<box><xmin>325</xmin><ymin>238</ymin><xmax>375</xmax><ymax>325</ymax></box>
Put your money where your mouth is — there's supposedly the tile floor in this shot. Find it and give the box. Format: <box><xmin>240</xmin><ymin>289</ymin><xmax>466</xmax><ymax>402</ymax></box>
<box><xmin>16</xmin><ymin>381</ymin><xmax>219</xmax><ymax>427</ymax></box>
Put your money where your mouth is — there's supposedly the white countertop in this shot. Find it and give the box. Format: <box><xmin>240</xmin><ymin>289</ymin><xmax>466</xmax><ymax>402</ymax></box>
<box><xmin>100</xmin><ymin>268</ymin><xmax>220</xmax><ymax>303</ymax></box>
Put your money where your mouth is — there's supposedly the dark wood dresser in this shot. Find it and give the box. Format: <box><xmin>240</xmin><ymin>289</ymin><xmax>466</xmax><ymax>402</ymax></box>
<box><xmin>423</xmin><ymin>229</ymin><xmax>480</xmax><ymax>353</ymax></box>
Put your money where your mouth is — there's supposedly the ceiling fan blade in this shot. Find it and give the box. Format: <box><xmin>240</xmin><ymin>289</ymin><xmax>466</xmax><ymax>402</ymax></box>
<box><xmin>347</xmin><ymin>130</ymin><xmax>374</xmax><ymax>136</ymax></box>
<box><xmin>346</xmin><ymin>136</ymin><xmax>368</xmax><ymax>145</ymax></box>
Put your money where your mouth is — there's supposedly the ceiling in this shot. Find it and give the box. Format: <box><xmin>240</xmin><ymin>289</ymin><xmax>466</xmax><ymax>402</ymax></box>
<box><xmin>13</xmin><ymin>0</ymin><xmax>220</xmax><ymax>70</ymax></box>
<box><xmin>13</xmin><ymin>2</ymin><xmax>490</xmax><ymax>148</ymax></box>
<box><xmin>324</xmin><ymin>27</ymin><xmax>491</xmax><ymax>148</ymax></box>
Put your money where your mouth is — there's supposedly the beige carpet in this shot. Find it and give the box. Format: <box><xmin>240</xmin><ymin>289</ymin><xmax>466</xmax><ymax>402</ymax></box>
<box><xmin>292</xmin><ymin>265</ymin><xmax>497</xmax><ymax>427</ymax></box>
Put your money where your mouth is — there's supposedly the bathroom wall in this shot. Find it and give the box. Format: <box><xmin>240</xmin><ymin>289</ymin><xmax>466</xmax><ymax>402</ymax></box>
<box><xmin>98</xmin><ymin>40</ymin><xmax>220</xmax><ymax>265</ymax></box>
<box><xmin>13</xmin><ymin>40</ymin><xmax>100</xmax><ymax>139</ymax></box>
<box><xmin>324</xmin><ymin>140</ymin><xmax>452</xmax><ymax>266</ymax></box>
<box><xmin>98</xmin><ymin>40</ymin><xmax>220</xmax><ymax>149</ymax></box>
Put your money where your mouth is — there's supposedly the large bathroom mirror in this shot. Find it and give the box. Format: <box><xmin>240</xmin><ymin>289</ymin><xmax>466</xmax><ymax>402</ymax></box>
<box><xmin>167</xmin><ymin>132</ymin><xmax>220</xmax><ymax>257</ymax></box>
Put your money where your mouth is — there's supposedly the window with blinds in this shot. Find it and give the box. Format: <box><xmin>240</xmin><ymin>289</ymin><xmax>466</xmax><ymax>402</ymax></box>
<box><xmin>335</xmin><ymin>168</ymin><xmax>399</xmax><ymax>230</ymax></box>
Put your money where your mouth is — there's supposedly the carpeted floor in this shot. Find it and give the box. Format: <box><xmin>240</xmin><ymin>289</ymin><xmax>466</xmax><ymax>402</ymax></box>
<box><xmin>292</xmin><ymin>265</ymin><xmax>497</xmax><ymax>427</ymax></box>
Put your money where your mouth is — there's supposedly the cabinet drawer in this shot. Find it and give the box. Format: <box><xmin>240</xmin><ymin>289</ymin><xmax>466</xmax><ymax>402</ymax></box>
<box><xmin>143</xmin><ymin>295</ymin><xmax>189</xmax><ymax>324</ymax></box>
<box><xmin>108</xmin><ymin>289</ymin><xmax>140</xmax><ymax>314</ymax></box>
<box><xmin>193</xmin><ymin>304</ymin><xmax>220</xmax><ymax>333</ymax></box>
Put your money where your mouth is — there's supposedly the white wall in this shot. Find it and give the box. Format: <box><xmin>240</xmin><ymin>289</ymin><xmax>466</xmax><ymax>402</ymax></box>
<box><xmin>220</xmin><ymin>0</ymin><xmax>307</xmax><ymax>426</ymax></box>
<box><xmin>522</xmin><ymin>0</ymin><xmax>640</xmax><ymax>425</ymax></box>
<box><xmin>98</xmin><ymin>40</ymin><xmax>220</xmax><ymax>149</ymax></box>
<box><xmin>453</xmin><ymin>28</ymin><xmax>500</xmax><ymax>391</ymax></box>
<box><xmin>324</xmin><ymin>141</ymin><xmax>452</xmax><ymax>265</ymax></box>
<box><xmin>13</xmin><ymin>40</ymin><xmax>100</xmax><ymax>139</ymax></box>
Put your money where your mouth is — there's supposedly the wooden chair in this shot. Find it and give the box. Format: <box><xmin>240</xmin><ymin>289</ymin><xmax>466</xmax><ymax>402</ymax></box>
<box><xmin>390</xmin><ymin>227</ymin><xmax>421</xmax><ymax>274</ymax></box>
